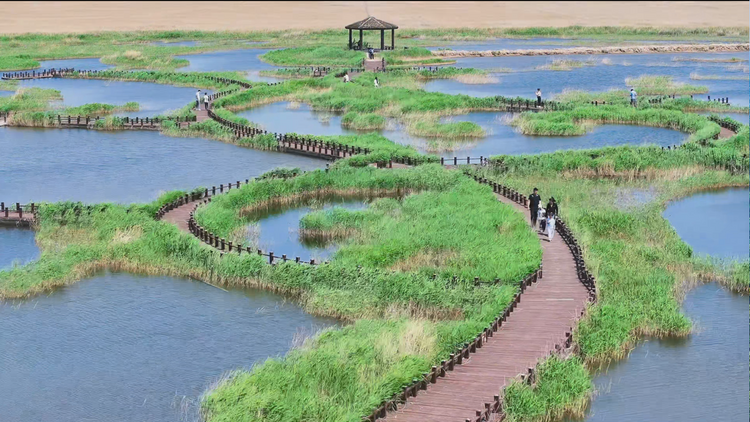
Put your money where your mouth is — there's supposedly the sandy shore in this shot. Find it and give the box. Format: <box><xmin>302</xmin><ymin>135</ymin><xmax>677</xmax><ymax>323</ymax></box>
<box><xmin>0</xmin><ymin>1</ymin><xmax>747</xmax><ymax>34</ymax></box>
<box><xmin>432</xmin><ymin>43</ymin><xmax>750</xmax><ymax>58</ymax></box>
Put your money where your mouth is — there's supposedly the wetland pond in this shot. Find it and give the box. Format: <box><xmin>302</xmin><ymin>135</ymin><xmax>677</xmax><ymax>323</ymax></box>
<box><xmin>573</xmin><ymin>187</ymin><xmax>749</xmax><ymax>421</ymax></box>
<box><xmin>0</xmin><ymin>127</ymin><xmax>327</xmax><ymax>204</ymax></box>
<box><xmin>425</xmin><ymin>51</ymin><xmax>750</xmax><ymax>107</ymax></box>
<box><xmin>237</xmin><ymin>102</ymin><xmax>687</xmax><ymax>157</ymax></box>
<box><xmin>0</xmin><ymin>272</ymin><xmax>337</xmax><ymax>422</ymax></box>
<box><xmin>243</xmin><ymin>195</ymin><xmax>375</xmax><ymax>262</ymax></box>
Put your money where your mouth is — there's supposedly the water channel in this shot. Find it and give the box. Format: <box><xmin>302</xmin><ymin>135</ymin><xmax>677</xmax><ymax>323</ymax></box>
<box><xmin>0</xmin><ymin>272</ymin><xmax>337</xmax><ymax>422</ymax></box>
<box><xmin>573</xmin><ymin>187</ymin><xmax>749</xmax><ymax>421</ymax></box>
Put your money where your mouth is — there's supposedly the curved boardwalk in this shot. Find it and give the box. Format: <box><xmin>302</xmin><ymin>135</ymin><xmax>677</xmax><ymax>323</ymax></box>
<box><xmin>383</xmin><ymin>193</ymin><xmax>589</xmax><ymax>422</ymax></box>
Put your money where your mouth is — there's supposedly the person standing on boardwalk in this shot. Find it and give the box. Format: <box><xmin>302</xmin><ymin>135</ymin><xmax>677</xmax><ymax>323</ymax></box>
<box><xmin>630</xmin><ymin>88</ymin><xmax>637</xmax><ymax>107</ymax></box>
<box><xmin>343</xmin><ymin>73</ymin><xmax>350</xmax><ymax>83</ymax></box>
<box><xmin>203</xmin><ymin>92</ymin><xmax>210</xmax><ymax>111</ymax></box>
<box><xmin>529</xmin><ymin>188</ymin><xmax>541</xmax><ymax>228</ymax></box>
<box><xmin>374</xmin><ymin>77</ymin><xmax>379</xmax><ymax>88</ymax></box>
<box><xmin>536</xmin><ymin>88</ymin><xmax>542</xmax><ymax>107</ymax></box>
<box><xmin>195</xmin><ymin>89</ymin><xmax>201</xmax><ymax>111</ymax></box>
<box><xmin>545</xmin><ymin>197</ymin><xmax>559</xmax><ymax>241</ymax></box>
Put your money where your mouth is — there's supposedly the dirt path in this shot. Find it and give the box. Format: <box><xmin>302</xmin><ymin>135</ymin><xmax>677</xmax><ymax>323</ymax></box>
<box><xmin>1</xmin><ymin>2</ymin><xmax>747</xmax><ymax>33</ymax></box>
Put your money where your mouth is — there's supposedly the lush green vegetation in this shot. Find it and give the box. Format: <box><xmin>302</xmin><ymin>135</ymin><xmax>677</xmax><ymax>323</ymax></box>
<box><xmin>69</xmin><ymin>69</ymin><xmax>250</xmax><ymax>89</ymax></box>
<box><xmin>406</xmin><ymin>116</ymin><xmax>485</xmax><ymax>138</ymax></box>
<box><xmin>0</xmin><ymin>87</ymin><xmax>62</xmax><ymax>112</ymax></box>
<box><xmin>511</xmin><ymin>105</ymin><xmax>720</xmax><ymax>143</ymax></box>
<box><xmin>64</xmin><ymin>101</ymin><xmax>139</xmax><ymax>116</ymax></box>
<box><xmin>196</xmin><ymin>165</ymin><xmax>540</xmax><ymax>282</ymax></box>
<box><xmin>503</xmin><ymin>355</ymin><xmax>592</xmax><ymax>422</ymax></box>
<box><xmin>625</xmin><ymin>75</ymin><xmax>708</xmax><ymax>95</ymax></box>
<box><xmin>341</xmin><ymin>111</ymin><xmax>386</xmax><ymax>130</ymax></box>
<box><xmin>0</xmin><ymin>79</ymin><xmax>18</xmax><ymax>91</ymax></box>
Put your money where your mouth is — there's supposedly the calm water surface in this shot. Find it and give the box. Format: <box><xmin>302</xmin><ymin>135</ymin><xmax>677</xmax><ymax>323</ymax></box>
<box><xmin>237</xmin><ymin>102</ymin><xmax>687</xmax><ymax>157</ymax></box>
<box><xmin>0</xmin><ymin>228</ymin><xmax>39</xmax><ymax>270</ymax></box>
<box><xmin>575</xmin><ymin>283</ymin><xmax>748</xmax><ymax>422</ymax></box>
<box><xmin>245</xmin><ymin>197</ymin><xmax>370</xmax><ymax>262</ymax></box>
<box><xmin>0</xmin><ymin>127</ymin><xmax>326</xmax><ymax>204</ymax></box>
<box><xmin>663</xmin><ymin>187</ymin><xmax>749</xmax><ymax>260</ymax></box>
<box><xmin>577</xmin><ymin>187</ymin><xmax>749</xmax><ymax>421</ymax></box>
<box><xmin>425</xmin><ymin>52</ymin><xmax>749</xmax><ymax>107</ymax></box>
<box><xmin>0</xmin><ymin>272</ymin><xmax>336</xmax><ymax>422</ymax></box>
<box><xmin>18</xmin><ymin>78</ymin><xmax>198</xmax><ymax>117</ymax></box>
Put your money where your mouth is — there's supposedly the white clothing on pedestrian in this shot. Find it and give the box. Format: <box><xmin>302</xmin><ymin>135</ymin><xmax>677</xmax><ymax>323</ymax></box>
<box><xmin>546</xmin><ymin>216</ymin><xmax>556</xmax><ymax>241</ymax></box>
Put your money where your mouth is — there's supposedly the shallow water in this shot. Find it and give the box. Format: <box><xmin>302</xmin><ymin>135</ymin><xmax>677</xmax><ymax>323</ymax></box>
<box><xmin>175</xmin><ymin>48</ymin><xmax>276</xmax><ymax>73</ymax></box>
<box><xmin>237</xmin><ymin>102</ymin><xmax>686</xmax><ymax>157</ymax></box>
<box><xmin>0</xmin><ymin>127</ymin><xmax>326</xmax><ymax>204</ymax></box>
<box><xmin>425</xmin><ymin>51</ymin><xmax>749</xmax><ymax>107</ymax></box>
<box><xmin>244</xmin><ymin>197</ymin><xmax>370</xmax><ymax>262</ymax></box>
<box><xmin>663</xmin><ymin>187</ymin><xmax>749</xmax><ymax>260</ymax></box>
<box><xmin>18</xmin><ymin>78</ymin><xmax>198</xmax><ymax>117</ymax></box>
<box><xmin>575</xmin><ymin>187</ymin><xmax>750</xmax><ymax>421</ymax></box>
<box><xmin>574</xmin><ymin>284</ymin><xmax>748</xmax><ymax>422</ymax></box>
<box><xmin>0</xmin><ymin>272</ymin><xmax>336</xmax><ymax>422</ymax></box>
<box><xmin>33</xmin><ymin>58</ymin><xmax>113</xmax><ymax>71</ymax></box>
<box><xmin>0</xmin><ymin>227</ymin><xmax>39</xmax><ymax>270</ymax></box>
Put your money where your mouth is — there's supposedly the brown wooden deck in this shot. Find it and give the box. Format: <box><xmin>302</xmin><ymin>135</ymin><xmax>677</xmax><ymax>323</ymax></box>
<box><xmin>382</xmin><ymin>193</ymin><xmax>589</xmax><ymax>422</ymax></box>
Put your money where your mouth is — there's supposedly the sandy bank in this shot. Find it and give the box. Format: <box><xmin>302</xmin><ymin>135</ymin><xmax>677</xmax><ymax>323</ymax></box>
<box><xmin>432</xmin><ymin>43</ymin><xmax>750</xmax><ymax>58</ymax></box>
<box><xmin>0</xmin><ymin>1</ymin><xmax>748</xmax><ymax>33</ymax></box>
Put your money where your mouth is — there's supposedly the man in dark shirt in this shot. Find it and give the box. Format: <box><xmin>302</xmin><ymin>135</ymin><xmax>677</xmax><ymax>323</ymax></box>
<box><xmin>529</xmin><ymin>188</ymin><xmax>541</xmax><ymax>228</ymax></box>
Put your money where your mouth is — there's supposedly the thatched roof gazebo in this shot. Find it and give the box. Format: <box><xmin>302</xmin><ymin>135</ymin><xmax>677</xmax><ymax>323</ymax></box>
<box><xmin>345</xmin><ymin>16</ymin><xmax>398</xmax><ymax>51</ymax></box>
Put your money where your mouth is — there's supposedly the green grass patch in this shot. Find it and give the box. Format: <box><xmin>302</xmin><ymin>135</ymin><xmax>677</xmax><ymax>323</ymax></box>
<box><xmin>341</xmin><ymin>111</ymin><xmax>386</xmax><ymax>130</ymax></box>
<box><xmin>625</xmin><ymin>75</ymin><xmax>708</xmax><ymax>95</ymax></box>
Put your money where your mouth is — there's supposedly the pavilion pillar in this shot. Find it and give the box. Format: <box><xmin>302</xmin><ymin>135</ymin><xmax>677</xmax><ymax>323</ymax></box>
<box><xmin>391</xmin><ymin>29</ymin><xmax>395</xmax><ymax>49</ymax></box>
<box><xmin>359</xmin><ymin>29</ymin><xmax>363</xmax><ymax>49</ymax></box>
<box><xmin>349</xmin><ymin>29</ymin><xmax>352</xmax><ymax>49</ymax></box>
<box><xmin>381</xmin><ymin>29</ymin><xmax>385</xmax><ymax>50</ymax></box>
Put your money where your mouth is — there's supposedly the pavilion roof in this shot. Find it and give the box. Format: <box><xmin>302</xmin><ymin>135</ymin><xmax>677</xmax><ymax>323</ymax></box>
<box><xmin>345</xmin><ymin>16</ymin><xmax>398</xmax><ymax>30</ymax></box>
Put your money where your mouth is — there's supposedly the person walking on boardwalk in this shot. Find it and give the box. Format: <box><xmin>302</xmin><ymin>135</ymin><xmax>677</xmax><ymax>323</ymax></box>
<box><xmin>195</xmin><ymin>89</ymin><xmax>202</xmax><ymax>111</ymax></box>
<box><xmin>545</xmin><ymin>197</ymin><xmax>559</xmax><ymax>241</ymax></box>
<box><xmin>529</xmin><ymin>187</ymin><xmax>541</xmax><ymax>228</ymax></box>
<box><xmin>630</xmin><ymin>88</ymin><xmax>637</xmax><ymax>107</ymax></box>
<box><xmin>203</xmin><ymin>92</ymin><xmax>210</xmax><ymax>111</ymax></box>
<box><xmin>536</xmin><ymin>88</ymin><xmax>542</xmax><ymax>107</ymax></box>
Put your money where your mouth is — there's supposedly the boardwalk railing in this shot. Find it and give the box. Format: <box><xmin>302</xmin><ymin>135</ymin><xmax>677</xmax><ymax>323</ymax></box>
<box><xmin>1</xmin><ymin>68</ymin><xmax>75</xmax><ymax>80</ymax></box>
<box><xmin>707</xmin><ymin>114</ymin><xmax>742</xmax><ymax>133</ymax></box>
<box><xmin>208</xmin><ymin>109</ymin><xmax>371</xmax><ymax>159</ymax></box>
<box><xmin>0</xmin><ymin>202</ymin><xmax>39</xmax><ymax>225</ymax></box>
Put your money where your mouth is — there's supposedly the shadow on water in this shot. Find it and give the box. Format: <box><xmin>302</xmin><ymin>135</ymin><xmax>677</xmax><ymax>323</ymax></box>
<box><xmin>242</xmin><ymin>192</ymin><xmax>401</xmax><ymax>262</ymax></box>
<box><xmin>573</xmin><ymin>187</ymin><xmax>749</xmax><ymax>421</ymax></box>
<box><xmin>0</xmin><ymin>127</ymin><xmax>327</xmax><ymax>204</ymax></box>
<box><xmin>0</xmin><ymin>227</ymin><xmax>39</xmax><ymax>270</ymax></box>
<box><xmin>425</xmin><ymin>52</ymin><xmax>750</xmax><ymax>107</ymax></box>
<box><xmin>0</xmin><ymin>272</ymin><xmax>338</xmax><ymax>422</ymax></box>
<box><xmin>237</xmin><ymin>101</ymin><xmax>687</xmax><ymax>157</ymax></box>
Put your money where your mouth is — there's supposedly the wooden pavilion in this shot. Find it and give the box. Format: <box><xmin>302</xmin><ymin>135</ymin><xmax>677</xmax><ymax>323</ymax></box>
<box><xmin>345</xmin><ymin>17</ymin><xmax>398</xmax><ymax>51</ymax></box>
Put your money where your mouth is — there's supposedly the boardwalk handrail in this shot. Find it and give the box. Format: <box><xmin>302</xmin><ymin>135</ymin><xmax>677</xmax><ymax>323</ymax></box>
<box><xmin>0</xmin><ymin>202</ymin><xmax>39</xmax><ymax>223</ymax></box>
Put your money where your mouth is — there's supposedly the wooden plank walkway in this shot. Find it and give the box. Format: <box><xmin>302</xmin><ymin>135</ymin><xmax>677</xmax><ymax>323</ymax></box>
<box><xmin>383</xmin><ymin>193</ymin><xmax>589</xmax><ymax>422</ymax></box>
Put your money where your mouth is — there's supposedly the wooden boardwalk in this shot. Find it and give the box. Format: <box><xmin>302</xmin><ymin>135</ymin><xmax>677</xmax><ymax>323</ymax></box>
<box><xmin>383</xmin><ymin>193</ymin><xmax>589</xmax><ymax>422</ymax></box>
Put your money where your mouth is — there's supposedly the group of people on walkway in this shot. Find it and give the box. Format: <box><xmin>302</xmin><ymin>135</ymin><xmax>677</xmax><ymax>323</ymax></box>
<box><xmin>528</xmin><ymin>188</ymin><xmax>559</xmax><ymax>241</ymax></box>
<box><xmin>195</xmin><ymin>89</ymin><xmax>210</xmax><ymax>111</ymax></box>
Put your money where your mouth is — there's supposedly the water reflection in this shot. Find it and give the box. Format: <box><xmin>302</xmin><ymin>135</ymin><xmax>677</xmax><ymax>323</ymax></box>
<box><xmin>0</xmin><ymin>272</ymin><xmax>337</xmax><ymax>422</ymax></box>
